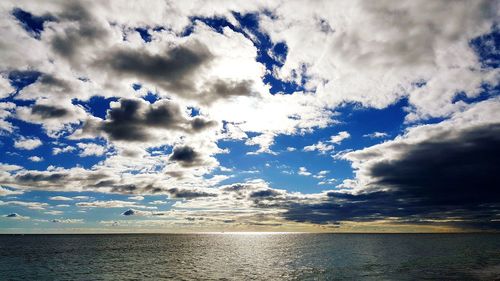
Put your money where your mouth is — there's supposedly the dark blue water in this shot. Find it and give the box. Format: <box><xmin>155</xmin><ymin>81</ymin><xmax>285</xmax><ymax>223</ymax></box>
<box><xmin>0</xmin><ymin>233</ymin><xmax>499</xmax><ymax>280</ymax></box>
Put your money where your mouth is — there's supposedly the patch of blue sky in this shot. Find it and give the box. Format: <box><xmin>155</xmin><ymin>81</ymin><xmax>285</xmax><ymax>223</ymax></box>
<box><xmin>135</xmin><ymin>27</ymin><xmax>152</xmax><ymax>42</ymax></box>
<box><xmin>0</xmin><ymin>119</ymin><xmax>107</xmax><ymax>171</ymax></box>
<box><xmin>72</xmin><ymin>96</ymin><xmax>118</xmax><ymax>119</ymax></box>
<box><xmin>11</xmin><ymin>8</ymin><xmax>54</xmax><ymax>39</ymax></box>
<box><xmin>470</xmin><ymin>24</ymin><xmax>500</xmax><ymax>69</ymax></box>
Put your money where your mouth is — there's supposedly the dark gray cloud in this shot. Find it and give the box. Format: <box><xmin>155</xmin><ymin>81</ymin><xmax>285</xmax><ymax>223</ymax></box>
<box><xmin>37</xmin><ymin>74</ymin><xmax>72</xmax><ymax>88</ymax></box>
<box><xmin>190</xmin><ymin>117</ymin><xmax>217</xmax><ymax>132</ymax></box>
<box><xmin>98</xmin><ymin>98</ymin><xmax>216</xmax><ymax>142</ymax></box>
<box><xmin>95</xmin><ymin>42</ymin><xmax>213</xmax><ymax>94</ymax></box>
<box><xmin>220</xmin><ymin>183</ymin><xmax>246</xmax><ymax>192</ymax></box>
<box><xmin>31</xmin><ymin>104</ymin><xmax>69</xmax><ymax>118</ymax></box>
<box><xmin>5</xmin><ymin>213</ymin><xmax>20</xmax><ymax>218</ymax></box>
<box><xmin>122</xmin><ymin>209</ymin><xmax>135</xmax><ymax>216</ymax></box>
<box><xmin>249</xmin><ymin>189</ymin><xmax>281</xmax><ymax>198</ymax></box>
<box><xmin>168</xmin><ymin>146</ymin><xmax>205</xmax><ymax>167</ymax></box>
<box><xmin>166</xmin><ymin>187</ymin><xmax>217</xmax><ymax>199</ymax></box>
<box><xmin>16</xmin><ymin>172</ymin><xmax>67</xmax><ymax>183</ymax></box>
<box><xmin>110</xmin><ymin>184</ymin><xmax>138</xmax><ymax>194</ymax></box>
<box><xmin>49</xmin><ymin>1</ymin><xmax>109</xmax><ymax>61</ymax></box>
<box><xmin>198</xmin><ymin>79</ymin><xmax>254</xmax><ymax>105</ymax></box>
<box><xmin>281</xmin><ymin>123</ymin><xmax>500</xmax><ymax>230</ymax></box>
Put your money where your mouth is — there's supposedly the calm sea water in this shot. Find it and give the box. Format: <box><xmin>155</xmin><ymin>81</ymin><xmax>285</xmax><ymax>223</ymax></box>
<box><xmin>0</xmin><ymin>233</ymin><xmax>499</xmax><ymax>280</ymax></box>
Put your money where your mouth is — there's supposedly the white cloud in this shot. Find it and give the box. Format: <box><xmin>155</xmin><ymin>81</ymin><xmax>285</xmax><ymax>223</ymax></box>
<box><xmin>329</xmin><ymin>131</ymin><xmax>350</xmax><ymax>144</ymax></box>
<box><xmin>77</xmin><ymin>143</ymin><xmax>107</xmax><ymax>157</ymax></box>
<box><xmin>49</xmin><ymin>196</ymin><xmax>73</xmax><ymax>201</ymax></box>
<box><xmin>0</xmin><ymin>186</ymin><xmax>23</xmax><ymax>196</ymax></box>
<box><xmin>45</xmin><ymin>210</ymin><xmax>64</xmax><ymax>215</ymax></box>
<box><xmin>50</xmin><ymin>218</ymin><xmax>84</xmax><ymax>224</ymax></box>
<box><xmin>28</xmin><ymin>156</ymin><xmax>44</xmax><ymax>162</ymax></box>
<box><xmin>128</xmin><ymin>195</ymin><xmax>144</xmax><ymax>201</ymax></box>
<box><xmin>14</xmin><ymin>137</ymin><xmax>42</xmax><ymax>150</ymax></box>
<box><xmin>0</xmin><ymin>163</ymin><xmax>22</xmax><ymax>172</ymax></box>
<box><xmin>363</xmin><ymin>132</ymin><xmax>389</xmax><ymax>138</ymax></box>
<box><xmin>53</xmin><ymin>146</ymin><xmax>76</xmax><ymax>155</ymax></box>
<box><xmin>0</xmin><ymin>76</ymin><xmax>14</xmax><ymax>99</ymax></box>
<box><xmin>303</xmin><ymin>141</ymin><xmax>334</xmax><ymax>154</ymax></box>
<box><xmin>0</xmin><ymin>200</ymin><xmax>48</xmax><ymax>210</ymax></box>
<box><xmin>298</xmin><ymin>167</ymin><xmax>312</xmax><ymax>176</ymax></box>
<box><xmin>303</xmin><ymin>131</ymin><xmax>350</xmax><ymax>154</ymax></box>
<box><xmin>313</xmin><ymin>170</ymin><xmax>329</xmax><ymax>179</ymax></box>
<box><xmin>150</xmin><ymin>200</ymin><xmax>168</xmax><ymax>205</ymax></box>
<box><xmin>76</xmin><ymin>200</ymin><xmax>155</xmax><ymax>209</ymax></box>
<box><xmin>0</xmin><ymin>102</ymin><xmax>16</xmax><ymax>133</ymax></box>
<box><xmin>260</xmin><ymin>0</ymin><xmax>497</xmax><ymax>121</ymax></box>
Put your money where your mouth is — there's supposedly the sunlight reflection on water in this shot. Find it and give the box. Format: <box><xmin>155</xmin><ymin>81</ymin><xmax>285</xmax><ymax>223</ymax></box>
<box><xmin>0</xmin><ymin>233</ymin><xmax>499</xmax><ymax>280</ymax></box>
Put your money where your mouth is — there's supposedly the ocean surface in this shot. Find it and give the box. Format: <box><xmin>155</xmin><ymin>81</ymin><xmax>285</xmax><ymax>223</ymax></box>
<box><xmin>0</xmin><ymin>233</ymin><xmax>499</xmax><ymax>280</ymax></box>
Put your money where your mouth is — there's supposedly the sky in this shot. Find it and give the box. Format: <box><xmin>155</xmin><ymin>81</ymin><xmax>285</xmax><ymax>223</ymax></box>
<box><xmin>0</xmin><ymin>0</ymin><xmax>499</xmax><ymax>233</ymax></box>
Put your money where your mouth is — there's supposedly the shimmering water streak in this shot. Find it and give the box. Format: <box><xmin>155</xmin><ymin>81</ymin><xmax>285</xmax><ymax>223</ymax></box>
<box><xmin>0</xmin><ymin>233</ymin><xmax>499</xmax><ymax>280</ymax></box>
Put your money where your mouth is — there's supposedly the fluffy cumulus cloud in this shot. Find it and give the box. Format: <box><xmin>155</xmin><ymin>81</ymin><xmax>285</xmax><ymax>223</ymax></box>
<box><xmin>0</xmin><ymin>0</ymin><xmax>498</xmax><ymax>232</ymax></box>
<box><xmin>14</xmin><ymin>137</ymin><xmax>42</xmax><ymax>150</ymax></box>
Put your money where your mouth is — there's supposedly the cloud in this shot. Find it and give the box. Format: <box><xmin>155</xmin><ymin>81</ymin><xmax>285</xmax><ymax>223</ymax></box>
<box><xmin>197</xmin><ymin>79</ymin><xmax>254</xmax><ymax>105</ymax></box>
<box><xmin>303</xmin><ymin>131</ymin><xmax>350</xmax><ymax>154</ymax></box>
<box><xmin>49</xmin><ymin>196</ymin><xmax>73</xmax><ymax>201</ymax></box>
<box><xmin>122</xmin><ymin>209</ymin><xmax>136</xmax><ymax>216</ymax></box>
<box><xmin>0</xmin><ymin>163</ymin><xmax>23</xmax><ymax>172</ymax></box>
<box><xmin>53</xmin><ymin>146</ymin><xmax>76</xmax><ymax>155</ymax></box>
<box><xmin>14</xmin><ymin>137</ymin><xmax>42</xmax><ymax>150</ymax></box>
<box><xmin>76</xmin><ymin>200</ymin><xmax>140</xmax><ymax>208</ymax></box>
<box><xmin>303</xmin><ymin>141</ymin><xmax>334</xmax><ymax>154</ymax></box>
<box><xmin>4</xmin><ymin>213</ymin><xmax>29</xmax><ymax>220</ymax></box>
<box><xmin>0</xmin><ymin>186</ymin><xmax>23</xmax><ymax>196</ymax></box>
<box><xmin>92</xmin><ymin>98</ymin><xmax>216</xmax><ymax>143</ymax></box>
<box><xmin>121</xmin><ymin>208</ymin><xmax>152</xmax><ymax>216</ymax></box>
<box><xmin>282</xmin><ymin>122</ymin><xmax>500</xmax><ymax>229</ymax></box>
<box><xmin>329</xmin><ymin>131</ymin><xmax>350</xmax><ymax>144</ymax></box>
<box><xmin>260</xmin><ymin>0</ymin><xmax>498</xmax><ymax>121</ymax></box>
<box><xmin>77</xmin><ymin>143</ymin><xmax>106</xmax><ymax>157</ymax></box>
<box><xmin>313</xmin><ymin>170</ymin><xmax>329</xmax><ymax>179</ymax></box>
<box><xmin>50</xmin><ymin>218</ymin><xmax>84</xmax><ymax>224</ymax></box>
<box><xmin>28</xmin><ymin>156</ymin><xmax>43</xmax><ymax>162</ymax></box>
<box><xmin>249</xmin><ymin>189</ymin><xmax>281</xmax><ymax>198</ymax></box>
<box><xmin>0</xmin><ymin>1</ymin><xmax>498</xmax><ymax>232</ymax></box>
<box><xmin>0</xmin><ymin>76</ymin><xmax>14</xmax><ymax>99</ymax></box>
<box><xmin>0</xmin><ymin>102</ymin><xmax>16</xmax><ymax>133</ymax></box>
<box><xmin>190</xmin><ymin>117</ymin><xmax>217</xmax><ymax>132</ymax></box>
<box><xmin>297</xmin><ymin>167</ymin><xmax>311</xmax><ymax>176</ymax></box>
<box><xmin>165</xmin><ymin>187</ymin><xmax>217</xmax><ymax>199</ymax></box>
<box><xmin>45</xmin><ymin>210</ymin><xmax>63</xmax><ymax>215</ymax></box>
<box><xmin>128</xmin><ymin>195</ymin><xmax>144</xmax><ymax>201</ymax></box>
<box><xmin>354</xmin><ymin>123</ymin><xmax>500</xmax><ymax>206</ymax></box>
<box><xmin>0</xmin><ymin>200</ymin><xmax>48</xmax><ymax>210</ymax></box>
<box><xmin>169</xmin><ymin>146</ymin><xmax>206</xmax><ymax>167</ymax></box>
<box><xmin>149</xmin><ymin>200</ymin><xmax>167</xmax><ymax>205</ymax></box>
<box><xmin>363</xmin><ymin>132</ymin><xmax>389</xmax><ymax>139</ymax></box>
<box><xmin>94</xmin><ymin>41</ymin><xmax>213</xmax><ymax>95</ymax></box>
<box><xmin>31</xmin><ymin>104</ymin><xmax>69</xmax><ymax>118</ymax></box>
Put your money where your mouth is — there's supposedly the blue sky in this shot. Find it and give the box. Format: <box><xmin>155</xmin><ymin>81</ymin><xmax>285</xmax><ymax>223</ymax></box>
<box><xmin>0</xmin><ymin>1</ymin><xmax>499</xmax><ymax>233</ymax></box>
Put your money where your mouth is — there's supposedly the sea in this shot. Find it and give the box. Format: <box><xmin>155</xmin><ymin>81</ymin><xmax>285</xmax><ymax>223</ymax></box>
<box><xmin>0</xmin><ymin>233</ymin><xmax>499</xmax><ymax>280</ymax></box>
